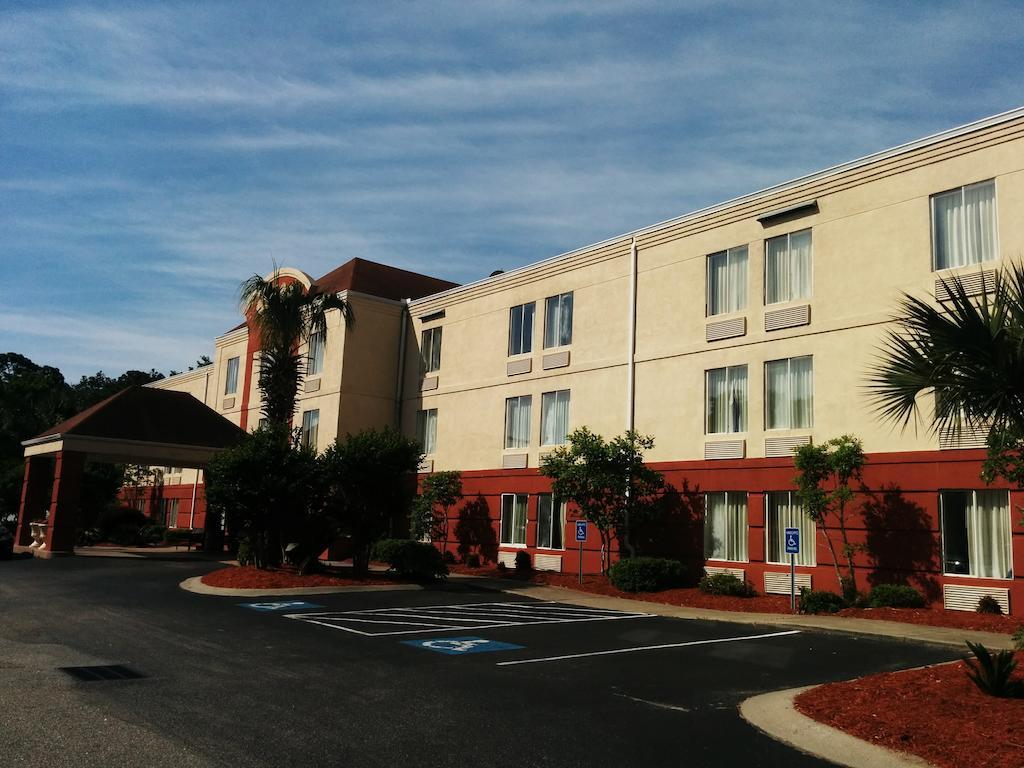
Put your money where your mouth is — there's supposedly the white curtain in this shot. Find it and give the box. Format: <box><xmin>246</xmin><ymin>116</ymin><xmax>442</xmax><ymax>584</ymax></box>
<box><xmin>933</xmin><ymin>189</ymin><xmax>963</xmax><ymax>269</ymax></box>
<box><xmin>417</xmin><ymin>409</ymin><xmax>437</xmax><ymax>454</ymax></box>
<box><xmin>707</xmin><ymin>366</ymin><xmax>746</xmax><ymax>433</ymax></box>
<box><xmin>789</xmin><ymin>230</ymin><xmax>812</xmax><ymax>300</ymax></box>
<box><xmin>766</xmin><ymin>236</ymin><xmax>788</xmax><ymax>304</ymax></box>
<box><xmin>541</xmin><ymin>390</ymin><xmax>570</xmax><ymax>445</ymax></box>
<box><xmin>967</xmin><ymin>490</ymin><xmax>1012</xmax><ymax>579</ymax></box>
<box><xmin>559</xmin><ymin>292</ymin><xmax>573</xmax><ymax>346</ymax></box>
<box><xmin>705</xmin><ymin>492</ymin><xmax>748</xmax><ymax>561</ymax></box>
<box><xmin>537</xmin><ymin>495</ymin><xmax>565</xmax><ymax>549</ymax></box>
<box><xmin>307</xmin><ymin>331</ymin><xmax>325</xmax><ymax>375</ymax></box>
<box><xmin>708</xmin><ymin>246</ymin><xmax>748</xmax><ymax>316</ymax></box>
<box><xmin>767</xmin><ymin>492</ymin><xmax>815</xmax><ymax>566</ymax></box>
<box><xmin>505</xmin><ymin>396</ymin><xmax>531</xmax><ymax>448</ymax></box>
<box><xmin>964</xmin><ymin>182</ymin><xmax>996</xmax><ymax>265</ymax></box>
<box><xmin>706</xmin><ymin>368</ymin><xmax>727</xmax><ymax>433</ymax></box>
<box><xmin>790</xmin><ymin>356</ymin><xmax>813</xmax><ymax>429</ymax></box>
<box><xmin>765</xmin><ymin>360</ymin><xmax>788</xmax><ymax>429</ymax></box>
<box><xmin>765</xmin><ymin>358</ymin><xmax>812</xmax><ymax>429</ymax></box>
<box><xmin>544</xmin><ymin>293</ymin><xmax>572</xmax><ymax>348</ymax></box>
<box><xmin>513</xmin><ymin>495</ymin><xmax>527</xmax><ymax>544</ymax></box>
<box><xmin>766</xmin><ymin>231</ymin><xmax>811</xmax><ymax>303</ymax></box>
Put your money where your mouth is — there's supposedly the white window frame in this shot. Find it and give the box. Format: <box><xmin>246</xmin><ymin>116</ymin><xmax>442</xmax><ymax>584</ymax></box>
<box><xmin>939</xmin><ymin>489</ymin><xmax>1013</xmax><ymax>580</ymax></box>
<box><xmin>500</xmin><ymin>493</ymin><xmax>528</xmax><ymax>547</ymax></box>
<box><xmin>764</xmin><ymin>229</ymin><xmax>812</xmax><ymax>305</ymax></box>
<box><xmin>706</xmin><ymin>245</ymin><xmax>749</xmax><ymax>316</ymax></box>
<box><xmin>416</xmin><ymin>408</ymin><xmax>438</xmax><ymax>455</ymax></box>
<box><xmin>536</xmin><ymin>494</ymin><xmax>566</xmax><ymax>550</ymax></box>
<box><xmin>307</xmin><ymin>330</ymin><xmax>325</xmax><ymax>376</ymax></box>
<box><xmin>421</xmin><ymin>327</ymin><xmax>442</xmax><ymax>374</ymax></box>
<box><xmin>300</xmin><ymin>409</ymin><xmax>320</xmax><ymax>451</ymax></box>
<box><xmin>765</xmin><ymin>491</ymin><xmax>816</xmax><ymax>566</ymax></box>
<box><xmin>930</xmin><ymin>179</ymin><xmax>998</xmax><ymax>272</ymax></box>
<box><xmin>540</xmin><ymin>389</ymin><xmax>571</xmax><ymax>446</ymax></box>
<box><xmin>764</xmin><ymin>356</ymin><xmax>813</xmax><ymax>431</ymax></box>
<box><xmin>705</xmin><ymin>365</ymin><xmax>747</xmax><ymax>435</ymax></box>
<box><xmin>504</xmin><ymin>395</ymin><xmax>532</xmax><ymax>449</ymax></box>
<box><xmin>508</xmin><ymin>302</ymin><xmax>535</xmax><ymax>356</ymax></box>
<box><xmin>543</xmin><ymin>292</ymin><xmax>573</xmax><ymax>349</ymax></box>
<box><xmin>703</xmin><ymin>491</ymin><xmax>749</xmax><ymax>563</ymax></box>
<box><xmin>224</xmin><ymin>356</ymin><xmax>240</xmax><ymax>395</ymax></box>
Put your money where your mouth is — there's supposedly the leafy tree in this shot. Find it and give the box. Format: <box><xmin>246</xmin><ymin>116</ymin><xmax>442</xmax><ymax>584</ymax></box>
<box><xmin>793</xmin><ymin>435</ymin><xmax>866</xmax><ymax>601</ymax></box>
<box><xmin>410</xmin><ymin>471</ymin><xmax>462</xmax><ymax>545</ymax></box>
<box><xmin>540</xmin><ymin>428</ymin><xmax>664</xmax><ymax>574</ymax></box>
<box><xmin>239</xmin><ymin>271</ymin><xmax>352</xmax><ymax>426</ymax></box>
<box><xmin>191</xmin><ymin>355</ymin><xmax>213</xmax><ymax>370</ymax></box>
<box><xmin>71</xmin><ymin>369</ymin><xmax>164</xmax><ymax>410</ymax></box>
<box><xmin>321</xmin><ymin>429</ymin><xmax>421</xmax><ymax>574</ymax></box>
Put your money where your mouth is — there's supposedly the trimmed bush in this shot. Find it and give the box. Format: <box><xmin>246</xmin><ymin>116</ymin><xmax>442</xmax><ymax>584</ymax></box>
<box><xmin>699</xmin><ymin>572</ymin><xmax>757</xmax><ymax>597</ymax></box>
<box><xmin>1012</xmin><ymin>626</ymin><xmax>1024</xmax><ymax>652</ymax></box>
<box><xmin>466</xmin><ymin>553</ymin><xmax>481</xmax><ymax>568</ymax></box>
<box><xmin>867</xmin><ymin>583</ymin><xmax>926</xmax><ymax>609</ymax></box>
<box><xmin>608</xmin><ymin>557</ymin><xmax>684</xmax><ymax>592</ymax></box>
<box><xmin>514</xmin><ymin>550</ymin><xmax>532</xmax><ymax>573</ymax></box>
<box><xmin>977</xmin><ymin>595</ymin><xmax>1004</xmax><ymax>615</ymax></box>
<box><xmin>138</xmin><ymin>523</ymin><xmax>166</xmax><ymax>546</ymax></box>
<box><xmin>371</xmin><ymin>539</ymin><xmax>448</xmax><ymax>580</ymax></box>
<box><xmin>798</xmin><ymin>588</ymin><xmax>846</xmax><ymax>615</ymax></box>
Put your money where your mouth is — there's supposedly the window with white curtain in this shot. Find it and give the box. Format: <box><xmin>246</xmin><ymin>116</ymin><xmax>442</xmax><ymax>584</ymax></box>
<box><xmin>300</xmin><ymin>409</ymin><xmax>319</xmax><ymax>450</ymax></box>
<box><xmin>540</xmin><ymin>390</ymin><xmax>570</xmax><ymax>446</ymax></box>
<box><xmin>536</xmin><ymin>494</ymin><xmax>566</xmax><ymax>549</ymax></box>
<box><xmin>307</xmin><ymin>331</ymin><xmax>325</xmax><ymax>376</ymax></box>
<box><xmin>706</xmin><ymin>366</ymin><xmax>747</xmax><ymax>434</ymax></box>
<box><xmin>504</xmin><ymin>395</ymin><xmax>532</xmax><ymax>449</ymax></box>
<box><xmin>766</xmin><ymin>491</ymin><xmax>815</xmax><ymax>565</ymax></box>
<box><xmin>224</xmin><ymin>357</ymin><xmax>239</xmax><ymax>395</ymax></box>
<box><xmin>765</xmin><ymin>229</ymin><xmax>812</xmax><ymax>304</ymax></box>
<box><xmin>704</xmin><ymin>492</ymin><xmax>748</xmax><ymax>562</ymax></box>
<box><xmin>500</xmin><ymin>493</ymin><xmax>528</xmax><ymax>546</ymax></box>
<box><xmin>931</xmin><ymin>180</ymin><xmax>997</xmax><ymax>270</ymax></box>
<box><xmin>416</xmin><ymin>408</ymin><xmax>437</xmax><ymax>455</ymax></box>
<box><xmin>765</xmin><ymin>356</ymin><xmax>813</xmax><ymax>430</ymax></box>
<box><xmin>707</xmin><ymin>246</ymin><xmax>748</xmax><ymax>316</ymax></box>
<box><xmin>421</xmin><ymin>327</ymin><xmax>442</xmax><ymax>373</ymax></box>
<box><xmin>509</xmin><ymin>302</ymin><xmax>535</xmax><ymax>356</ymax></box>
<box><xmin>161</xmin><ymin>498</ymin><xmax>180</xmax><ymax>529</ymax></box>
<box><xmin>940</xmin><ymin>490</ymin><xmax>1012</xmax><ymax>579</ymax></box>
<box><xmin>544</xmin><ymin>292</ymin><xmax>573</xmax><ymax>348</ymax></box>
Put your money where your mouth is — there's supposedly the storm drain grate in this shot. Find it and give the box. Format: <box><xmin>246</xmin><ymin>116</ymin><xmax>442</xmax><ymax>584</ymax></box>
<box><xmin>58</xmin><ymin>664</ymin><xmax>145</xmax><ymax>682</ymax></box>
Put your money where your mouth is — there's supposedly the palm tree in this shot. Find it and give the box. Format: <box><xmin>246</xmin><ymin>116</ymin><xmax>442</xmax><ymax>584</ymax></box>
<box><xmin>868</xmin><ymin>262</ymin><xmax>1024</xmax><ymax>439</ymax></box>
<box><xmin>240</xmin><ymin>270</ymin><xmax>353</xmax><ymax>427</ymax></box>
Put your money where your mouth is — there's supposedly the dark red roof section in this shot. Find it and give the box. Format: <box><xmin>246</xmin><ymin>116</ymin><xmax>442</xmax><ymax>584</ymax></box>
<box><xmin>30</xmin><ymin>387</ymin><xmax>245</xmax><ymax>448</ymax></box>
<box><xmin>312</xmin><ymin>258</ymin><xmax>458</xmax><ymax>301</ymax></box>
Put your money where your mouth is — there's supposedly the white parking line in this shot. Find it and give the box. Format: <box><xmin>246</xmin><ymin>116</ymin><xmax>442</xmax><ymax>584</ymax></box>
<box><xmin>495</xmin><ymin>630</ymin><xmax>802</xmax><ymax>666</ymax></box>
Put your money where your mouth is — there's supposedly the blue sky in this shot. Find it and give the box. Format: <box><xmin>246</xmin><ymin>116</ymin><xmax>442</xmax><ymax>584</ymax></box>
<box><xmin>1</xmin><ymin>1</ymin><xmax>1021</xmax><ymax>380</ymax></box>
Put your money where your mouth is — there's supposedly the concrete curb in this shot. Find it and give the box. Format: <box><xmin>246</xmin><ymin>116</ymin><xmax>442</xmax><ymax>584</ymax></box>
<box><xmin>178</xmin><ymin>575</ymin><xmax>424</xmax><ymax>597</ymax></box>
<box><xmin>451</xmin><ymin>576</ymin><xmax>1015</xmax><ymax>650</ymax></box>
<box><xmin>740</xmin><ymin>685</ymin><xmax>936</xmax><ymax>768</ymax></box>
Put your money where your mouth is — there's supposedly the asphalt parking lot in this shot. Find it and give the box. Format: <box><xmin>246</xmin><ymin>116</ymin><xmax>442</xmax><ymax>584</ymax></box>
<box><xmin>0</xmin><ymin>555</ymin><xmax>959</xmax><ymax>767</ymax></box>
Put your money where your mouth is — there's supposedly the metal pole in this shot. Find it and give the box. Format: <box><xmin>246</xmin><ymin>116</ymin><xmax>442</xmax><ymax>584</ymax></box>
<box><xmin>790</xmin><ymin>553</ymin><xmax>796</xmax><ymax>612</ymax></box>
<box><xmin>578</xmin><ymin>540</ymin><xmax>583</xmax><ymax>584</ymax></box>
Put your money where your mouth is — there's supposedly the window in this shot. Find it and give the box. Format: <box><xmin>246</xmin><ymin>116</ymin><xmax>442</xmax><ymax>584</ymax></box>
<box><xmin>765</xmin><ymin>229</ymin><xmax>812</xmax><ymax>304</ymax></box>
<box><xmin>508</xmin><ymin>302</ymin><xmax>535</xmax><ymax>356</ymax></box>
<box><xmin>421</xmin><ymin>327</ymin><xmax>442</xmax><ymax>374</ymax></box>
<box><xmin>932</xmin><ymin>180</ymin><xmax>996</xmax><ymax>270</ymax></box>
<box><xmin>224</xmin><ymin>356</ymin><xmax>240</xmax><ymax>395</ymax></box>
<box><xmin>544</xmin><ymin>292</ymin><xmax>573</xmax><ymax>348</ymax></box>
<box><xmin>416</xmin><ymin>408</ymin><xmax>438</xmax><ymax>455</ymax></box>
<box><xmin>307</xmin><ymin>331</ymin><xmax>325</xmax><ymax>376</ymax></box>
<box><xmin>704</xmin><ymin>492</ymin><xmax>748</xmax><ymax>562</ymax></box>
<box><xmin>504</xmin><ymin>395</ymin><xmax>532</xmax><ymax>449</ymax></box>
<box><xmin>537</xmin><ymin>494</ymin><xmax>566</xmax><ymax>549</ymax></box>
<box><xmin>940</xmin><ymin>490</ymin><xmax>1012</xmax><ymax>579</ymax></box>
<box><xmin>500</xmin><ymin>493</ymin><xmax>528</xmax><ymax>546</ymax></box>
<box><xmin>161</xmin><ymin>498</ymin><xmax>180</xmax><ymax>529</ymax></box>
<box><xmin>766</xmin><ymin>491</ymin><xmax>815</xmax><ymax>566</ymax></box>
<box><xmin>540</xmin><ymin>390</ymin><xmax>570</xmax><ymax>446</ymax></box>
<box><xmin>706</xmin><ymin>366</ymin><xmax>747</xmax><ymax>434</ymax></box>
<box><xmin>300</xmin><ymin>409</ymin><xmax>320</xmax><ymax>450</ymax></box>
<box><xmin>765</xmin><ymin>356</ymin><xmax>813</xmax><ymax>430</ymax></box>
<box><xmin>707</xmin><ymin>246</ymin><xmax>748</xmax><ymax>316</ymax></box>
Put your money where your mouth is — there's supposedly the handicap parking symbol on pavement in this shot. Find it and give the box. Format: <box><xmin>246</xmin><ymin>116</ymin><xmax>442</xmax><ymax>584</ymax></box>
<box><xmin>239</xmin><ymin>601</ymin><xmax>324</xmax><ymax>612</ymax></box>
<box><xmin>401</xmin><ymin>636</ymin><xmax>524</xmax><ymax>655</ymax></box>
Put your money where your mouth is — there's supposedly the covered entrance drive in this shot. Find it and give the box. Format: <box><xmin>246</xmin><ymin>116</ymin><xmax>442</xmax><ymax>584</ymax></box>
<box><xmin>14</xmin><ymin>386</ymin><xmax>244</xmax><ymax>557</ymax></box>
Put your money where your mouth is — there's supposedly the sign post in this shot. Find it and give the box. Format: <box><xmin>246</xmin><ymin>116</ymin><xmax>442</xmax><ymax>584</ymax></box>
<box><xmin>575</xmin><ymin>521</ymin><xmax>588</xmax><ymax>584</ymax></box>
<box><xmin>785</xmin><ymin>527</ymin><xmax>800</xmax><ymax>612</ymax></box>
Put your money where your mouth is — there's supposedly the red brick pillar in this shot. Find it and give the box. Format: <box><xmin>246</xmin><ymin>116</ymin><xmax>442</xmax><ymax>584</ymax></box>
<box><xmin>15</xmin><ymin>456</ymin><xmax>53</xmax><ymax>548</ymax></box>
<box><xmin>43</xmin><ymin>450</ymin><xmax>86</xmax><ymax>556</ymax></box>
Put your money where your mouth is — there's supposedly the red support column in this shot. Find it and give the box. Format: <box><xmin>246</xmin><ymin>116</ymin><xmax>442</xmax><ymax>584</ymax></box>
<box><xmin>42</xmin><ymin>450</ymin><xmax>86</xmax><ymax>557</ymax></box>
<box><xmin>15</xmin><ymin>456</ymin><xmax>53</xmax><ymax>549</ymax></box>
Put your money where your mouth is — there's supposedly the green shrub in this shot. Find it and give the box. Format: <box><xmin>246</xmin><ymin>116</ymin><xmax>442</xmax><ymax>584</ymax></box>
<box><xmin>514</xmin><ymin>550</ymin><xmax>532</xmax><ymax>573</ymax></box>
<box><xmin>1012</xmin><ymin>626</ymin><xmax>1024</xmax><ymax>652</ymax></box>
<box><xmin>608</xmin><ymin>557</ymin><xmax>684</xmax><ymax>592</ymax></box>
<box><xmin>236</xmin><ymin>536</ymin><xmax>254</xmax><ymax>566</ymax></box>
<box><xmin>442</xmin><ymin>550</ymin><xmax>456</xmax><ymax>565</ymax></box>
<box><xmin>76</xmin><ymin>527</ymin><xmax>101</xmax><ymax>547</ymax></box>
<box><xmin>867</xmin><ymin>583</ymin><xmax>926</xmax><ymax>609</ymax></box>
<box><xmin>964</xmin><ymin>641</ymin><xmax>1023</xmax><ymax>697</ymax></box>
<box><xmin>466</xmin><ymin>553</ymin><xmax>481</xmax><ymax>568</ymax></box>
<box><xmin>798</xmin><ymin>588</ymin><xmax>846</xmax><ymax>614</ymax></box>
<box><xmin>371</xmin><ymin>539</ymin><xmax>448</xmax><ymax>579</ymax></box>
<box><xmin>699</xmin><ymin>572</ymin><xmax>757</xmax><ymax>597</ymax></box>
<box><xmin>138</xmin><ymin>523</ymin><xmax>166</xmax><ymax>546</ymax></box>
<box><xmin>977</xmin><ymin>595</ymin><xmax>1004</xmax><ymax>615</ymax></box>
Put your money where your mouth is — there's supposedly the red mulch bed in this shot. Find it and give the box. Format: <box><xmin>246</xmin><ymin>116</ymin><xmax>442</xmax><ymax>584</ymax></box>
<box><xmin>795</xmin><ymin>654</ymin><xmax>1024</xmax><ymax>768</ymax></box>
<box><xmin>201</xmin><ymin>565</ymin><xmax>405</xmax><ymax>589</ymax></box>
<box><xmin>451</xmin><ymin>565</ymin><xmax>1023</xmax><ymax>633</ymax></box>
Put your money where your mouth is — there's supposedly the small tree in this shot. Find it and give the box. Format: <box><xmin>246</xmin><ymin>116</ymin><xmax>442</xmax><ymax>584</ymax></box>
<box><xmin>541</xmin><ymin>428</ymin><xmax>664</xmax><ymax>574</ymax></box>
<box><xmin>411</xmin><ymin>471</ymin><xmax>462</xmax><ymax>546</ymax></box>
<box><xmin>793</xmin><ymin>435</ymin><xmax>866</xmax><ymax>601</ymax></box>
<box><xmin>321</xmin><ymin>429</ymin><xmax>422</xmax><ymax>574</ymax></box>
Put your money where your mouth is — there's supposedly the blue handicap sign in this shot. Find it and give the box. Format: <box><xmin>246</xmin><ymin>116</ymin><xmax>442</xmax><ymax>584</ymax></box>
<box><xmin>401</xmin><ymin>637</ymin><xmax>524</xmax><ymax>655</ymax></box>
<box><xmin>239</xmin><ymin>601</ymin><xmax>324</xmax><ymax>612</ymax></box>
<box><xmin>575</xmin><ymin>520</ymin><xmax>588</xmax><ymax>542</ymax></box>
<box><xmin>784</xmin><ymin>527</ymin><xmax>801</xmax><ymax>555</ymax></box>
